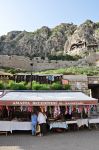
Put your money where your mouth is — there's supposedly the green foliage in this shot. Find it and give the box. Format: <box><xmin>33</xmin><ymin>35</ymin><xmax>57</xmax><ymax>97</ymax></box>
<box><xmin>31</xmin><ymin>81</ymin><xmax>50</xmax><ymax>90</ymax></box>
<box><xmin>84</xmin><ymin>20</ymin><xmax>93</xmax><ymax>27</ymax></box>
<box><xmin>50</xmin><ymin>82</ymin><xmax>63</xmax><ymax>90</ymax></box>
<box><xmin>48</xmin><ymin>54</ymin><xmax>81</xmax><ymax>61</ymax></box>
<box><xmin>7</xmin><ymin>68</ymin><xmax>26</xmax><ymax>74</ymax></box>
<box><xmin>32</xmin><ymin>81</ymin><xmax>42</xmax><ymax>90</ymax></box>
<box><xmin>63</xmin><ymin>84</ymin><xmax>71</xmax><ymax>90</ymax></box>
<box><xmin>38</xmin><ymin>66</ymin><xmax>99</xmax><ymax>76</ymax></box>
<box><xmin>0</xmin><ymin>80</ymin><xmax>70</xmax><ymax>90</ymax></box>
<box><xmin>0</xmin><ymin>67</ymin><xmax>27</xmax><ymax>74</ymax></box>
<box><xmin>41</xmin><ymin>56</ymin><xmax>45</xmax><ymax>60</ymax></box>
<box><xmin>0</xmin><ymin>81</ymin><xmax>5</xmax><ymax>89</ymax></box>
<box><xmin>96</xmin><ymin>22</ymin><xmax>99</xmax><ymax>27</ymax></box>
<box><xmin>95</xmin><ymin>29</ymin><xmax>99</xmax><ymax>33</ymax></box>
<box><xmin>7</xmin><ymin>69</ymin><xmax>18</xmax><ymax>74</ymax></box>
<box><xmin>8</xmin><ymin>81</ymin><xmax>27</xmax><ymax>90</ymax></box>
<box><xmin>6</xmin><ymin>80</ymin><xmax>14</xmax><ymax>89</ymax></box>
<box><xmin>0</xmin><ymin>35</ymin><xmax>6</xmax><ymax>41</ymax></box>
<box><xmin>39</xmin><ymin>84</ymin><xmax>50</xmax><ymax>90</ymax></box>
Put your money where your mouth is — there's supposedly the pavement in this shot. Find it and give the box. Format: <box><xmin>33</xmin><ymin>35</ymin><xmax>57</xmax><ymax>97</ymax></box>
<box><xmin>0</xmin><ymin>130</ymin><xmax>99</xmax><ymax>150</ymax></box>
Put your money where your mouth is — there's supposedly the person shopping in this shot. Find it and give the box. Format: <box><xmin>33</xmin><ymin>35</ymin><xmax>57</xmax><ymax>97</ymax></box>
<box><xmin>31</xmin><ymin>111</ymin><xmax>38</xmax><ymax>136</ymax></box>
<box><xmin>37</xmin><ymin>109</ymin><xmax>47</xmax><ymax>136</ymax></box>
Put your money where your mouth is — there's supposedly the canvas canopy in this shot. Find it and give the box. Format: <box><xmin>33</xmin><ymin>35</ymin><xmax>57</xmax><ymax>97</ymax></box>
<box><xmin>0</xmin><ymin>91</ymin><xmax>98</xmax><ymax>106</ymax></box>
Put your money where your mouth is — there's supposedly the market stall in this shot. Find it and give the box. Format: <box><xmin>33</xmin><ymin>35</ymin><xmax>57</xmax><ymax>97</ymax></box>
<box><xmin>0</xmin><ymin>90</ymin><xmax>98</xmax><ymax>133</ymax></box>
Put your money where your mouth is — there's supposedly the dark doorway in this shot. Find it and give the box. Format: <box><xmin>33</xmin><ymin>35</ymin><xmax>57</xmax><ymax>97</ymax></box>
<box><xmin>88</xmin><ymin>84</ymin><xmax>99</xmax><ymax>102</ymax></box>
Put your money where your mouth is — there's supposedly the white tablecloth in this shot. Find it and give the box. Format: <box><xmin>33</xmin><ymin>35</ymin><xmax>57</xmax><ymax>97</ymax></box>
<box><xmin>66</xmin><ymin>120</ymin><xmax>77</xmax><ymax>125</ymax></box>
<box><xmin>77</xmin><ymin>119</ymin><xmax>88</xmax><ymax>127</ymax></box>
<box><xmin>50</xmin><ymin>122</ymin><xmax>68</xmax><ymax>129</ymax></box>
<box><xmin>89</xmin><ymin>118</ymin><xmax>99</xmax><ymax>124</ymax></box>
<box><xmin>11</xmin><ymin>121</ymin><xmax>32</xmax><ymax>132</ymax></box>
<box><xmin>0</xmin><ymin>121</ymin><xmax>32</xmax><ymax>133</ymax></box>
<box><xmin>0</xmin><ymin>121</ymin><xmax>11</xmax><ymax>132</ymax></box>
<box><xmin>1</xmin><ymin>118</ymin><xmax>99</xmax><ymax>133</ymax></box>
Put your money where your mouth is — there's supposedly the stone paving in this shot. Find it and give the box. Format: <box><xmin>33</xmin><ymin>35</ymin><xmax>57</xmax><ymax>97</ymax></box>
<box><xmin>0</xmin><ymin>130</ymin><xmax>99</xmax><ymax>150</ymax></box>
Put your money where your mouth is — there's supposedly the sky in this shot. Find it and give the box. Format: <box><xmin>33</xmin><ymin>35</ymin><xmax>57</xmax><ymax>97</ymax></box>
<box><xmin>0</xmin><ymin>0</ymin><xmax>99</xmax><ymax>35</ymax></box>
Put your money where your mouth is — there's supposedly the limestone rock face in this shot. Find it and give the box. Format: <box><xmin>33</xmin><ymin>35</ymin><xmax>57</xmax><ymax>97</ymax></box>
<box><xmin>64</xmin><ymin>20</ymin><xmax>99</xmax><ymax>56</ymax></box>
<box><xmin>0</xmin><ymin>20</ymin><xmax>99</xmax><ymax>58</ymax></box>
<box><xmin>45</xmin><ymin>23</ymin><xmax>76</xmax><ymax>56</ymax></box>
<box><xmin>0</xmin><ymin>24</ymin><xmax>76</xmax><ymax>57</ymax></box>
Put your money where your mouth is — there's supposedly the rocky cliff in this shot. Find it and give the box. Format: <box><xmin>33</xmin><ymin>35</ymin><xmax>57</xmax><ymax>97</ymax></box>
<box><xmin>0</xmin><ymin>20</ymin><xmax>99</xmax><ymax>58</ymax></box>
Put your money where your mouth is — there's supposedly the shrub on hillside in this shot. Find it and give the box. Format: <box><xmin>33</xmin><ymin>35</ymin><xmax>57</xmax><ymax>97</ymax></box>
<box><xmin>0</xmin><ymin>81</ymin><xmax>5</xmax><ymax>89</ymax></box>
<box><xmin>48</xmin><ymin>54</ymin><xmax>81</xmax><ymax>61</ymax></box>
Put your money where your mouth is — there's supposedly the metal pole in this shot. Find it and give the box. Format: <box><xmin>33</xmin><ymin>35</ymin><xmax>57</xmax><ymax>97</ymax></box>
<box><xmin>30</xmin><ymin>63</ymin><xmax>33</xmax><ymax>90</ymax></box>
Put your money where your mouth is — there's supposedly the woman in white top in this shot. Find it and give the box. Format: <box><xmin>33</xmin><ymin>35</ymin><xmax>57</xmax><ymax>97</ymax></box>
<box><xmin>37</xmin><ymin>110</ymin><xmax>47</xmax><ymax>136</ymax></box>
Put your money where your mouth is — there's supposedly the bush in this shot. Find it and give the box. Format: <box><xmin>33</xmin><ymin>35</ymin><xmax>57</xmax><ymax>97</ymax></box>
<box><xmin>63</xmin><ymin>84</ymin><xmax>71</xmax><ymax>90</ymax></box>
<box><xmin>50</xmin><ymin>82</ymin><xmax>63</xmax><ymax>90</ymax></box>
<box><xmin>18</xmin><ymin>82</ymin><xmax>28</xmax><ymax>90</ymax></box>
<box><xmin>0</xmin><ymin>81</ymin><xmax>5</xmax><ymax>89</ymax></box>
<box><xmin>39</xmin><ymin>84</ymin><xmax>50</xmax><ymax>90</ymax></box>
<box><xmin>6</xmin><ymin>80</ymin><xmax>14</xmax><ymax>89</ymax></box>
<box><xmin>0</xmin><ymin>80</ymin><xmax>71</xmax><ymax>90</ymax></box>
<box><xmin>32</xmin><ymin>81</ymin><xmax>41</xmax><ymax>90</ymax></box>
<box><xmin>8</xmin><ymin>81</ymin><xmax>27</xmax><ymax>90</ymax></box>
<box><xmin>48</xmin><ymin>54</ymin><xmax>81</xmax><ymax>61</ymax></box>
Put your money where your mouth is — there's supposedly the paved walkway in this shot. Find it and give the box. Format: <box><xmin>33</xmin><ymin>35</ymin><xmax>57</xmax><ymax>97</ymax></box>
<box><xmin>0</xmin><ymin>130</ymin><xmax>99</xmax><ymax>150</ymax></box>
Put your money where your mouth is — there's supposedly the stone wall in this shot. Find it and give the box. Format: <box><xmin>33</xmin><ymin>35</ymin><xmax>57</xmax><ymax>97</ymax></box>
<box><xmin>88</xmin><ymin>76</ymin><xmax>99</xmax><ymax>84</ymax></box>
<box><xmin>0</xmin><ymin>55</ymin><xmax>76</xmax><ymax>71</ymax></box>
<box><xmin>63</xmin><ymin>75</ymin><xmax>88</xmax><ymax>91</ymax></box>
<box><xmin>0</xmin><ymin>53</ymin><xmax>99</xmax><ymax>71</ymax></box>
<box><xmin>0</xmin><ymin>55</ymin><xmax>31</xmax><ymax>70</ymax></box>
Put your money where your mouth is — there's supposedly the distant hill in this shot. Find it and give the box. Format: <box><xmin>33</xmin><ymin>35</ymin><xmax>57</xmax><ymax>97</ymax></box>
<box><xmin>0</xmin><ymin>20</ymin><xmax>99</xmax><ymax>58</ymax></box>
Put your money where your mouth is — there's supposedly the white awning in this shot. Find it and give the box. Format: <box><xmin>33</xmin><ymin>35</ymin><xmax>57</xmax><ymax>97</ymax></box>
<box><xmin>0</xmin><ymin>91</ymin><xmax>97</xmax><ymax>106</ymax></box>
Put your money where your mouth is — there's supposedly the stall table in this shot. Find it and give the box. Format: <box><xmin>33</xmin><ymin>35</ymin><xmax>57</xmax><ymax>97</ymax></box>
<box><xmin>0</xmin><ymin>121</ymin><xmax>11</xmax><ymax>136</ymax></box>
<box><xmin>11</xmin><ymin>121</ymin><xmax>32</xmax><ymax>133</ymax></box>
<box><xmin>77</xmin><ymin>119</ymin><xmax>88</xmax><ymax>128</ymax></box>
<box><xmin>0</xmin><ymin>121</ymin><xmax>32</xmax><ymax>134</ymax></box>
<box><xmin>66</xmin><ymin>120</ymin><xmax>78</xmax><ymax>130</ymax></box>
<box><xmin>89</xmin><ymin>118</ymin><xmax>99</xmax><ymax>129</ymax></box>
<box><xmin>50</xmin><ymin>121</ymin><xmax>68</xmax><ymax>130</ymax></box>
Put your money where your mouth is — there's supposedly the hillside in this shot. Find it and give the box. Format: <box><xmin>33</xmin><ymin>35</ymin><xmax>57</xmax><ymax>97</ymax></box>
<box><xmin>36</xmin><ymin>66</ymin><xmax>99</xmax><ymax>76</ymax></box>
<box><xmin>0</xmin><ymin>20</ymin><xmax>99</xmax><ymax>58</ymax></box>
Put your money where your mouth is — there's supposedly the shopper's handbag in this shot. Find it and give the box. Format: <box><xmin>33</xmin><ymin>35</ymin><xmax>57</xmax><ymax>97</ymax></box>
<box><xmin>36</xmin><ymin>124</ymin><xmax>40</xmax><ymax>134</ymax></box>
